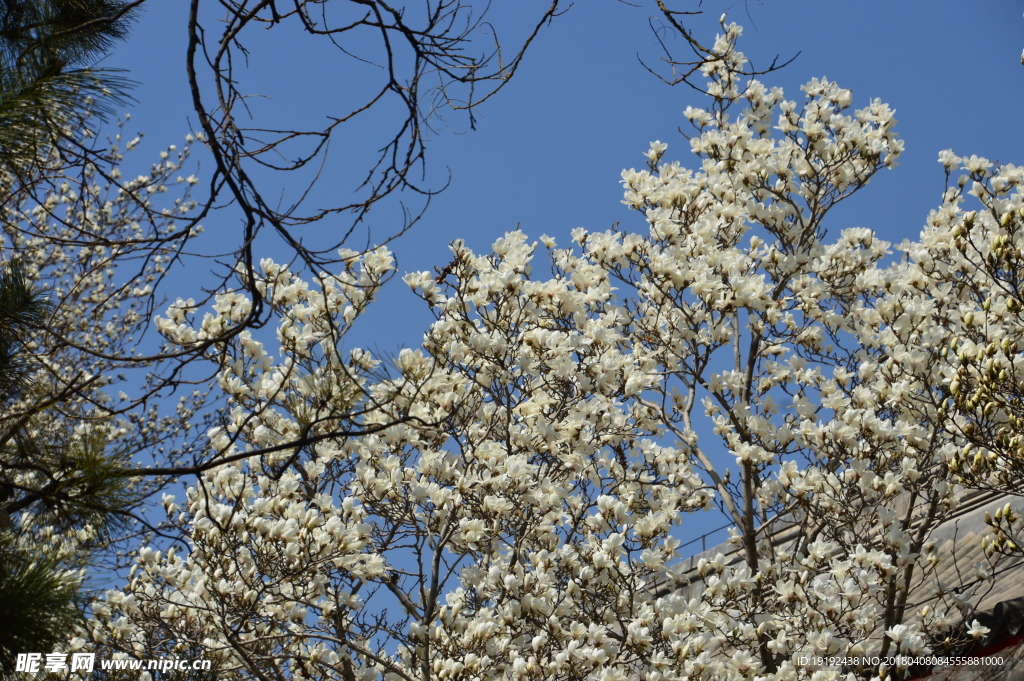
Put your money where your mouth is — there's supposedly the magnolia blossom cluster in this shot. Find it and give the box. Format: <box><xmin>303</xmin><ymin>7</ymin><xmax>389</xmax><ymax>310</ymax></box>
<box><xmin>96</xmin><ymin>22</ymin><xmax>1021</xmax><ymax>681</ymax></box>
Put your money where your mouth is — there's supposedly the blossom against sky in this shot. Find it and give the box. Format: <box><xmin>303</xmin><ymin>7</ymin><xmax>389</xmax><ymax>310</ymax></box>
<box><xmin>105</xmin><ymin>1</ymin><xmax>1023</xmax><ymax>347</ymax></box>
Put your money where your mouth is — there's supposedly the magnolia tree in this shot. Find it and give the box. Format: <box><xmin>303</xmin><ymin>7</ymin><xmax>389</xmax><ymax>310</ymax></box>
<box><xmin>96</xmin><ymin>20</ymin><xmax>1024</xmax><ymax>681</ymax></box>
<box><xmin>894</xmin><ymin>154</ymin><xmax>1024</xmax><ymax>561</ymax></box>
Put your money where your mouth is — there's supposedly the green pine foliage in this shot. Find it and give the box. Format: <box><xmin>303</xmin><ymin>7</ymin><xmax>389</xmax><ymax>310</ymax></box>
<box><xmin>0</xmin><ymin>263</ymin><xmax>52</xmax><ymax>400</ymax></box>
<box><xmin>0</xmin><ymin>548</ymin><xmax>84</xmax><ymax>672</ymax></box>
<box><xmin>0</xmin><ymin>1</ymin><xmax>137</xmax><ymax>174</ymax></box>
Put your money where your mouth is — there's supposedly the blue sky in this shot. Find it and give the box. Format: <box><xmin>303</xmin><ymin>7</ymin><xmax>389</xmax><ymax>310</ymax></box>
<box><xmin>100</xmin><ymin>1</ymin><xmax>1024</xmax><ymax>544</ymax></box>
<box><xmin>103</xmin><ymin>1</ymin><xmax>1024</xmax><ymax>353</ymax></box>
